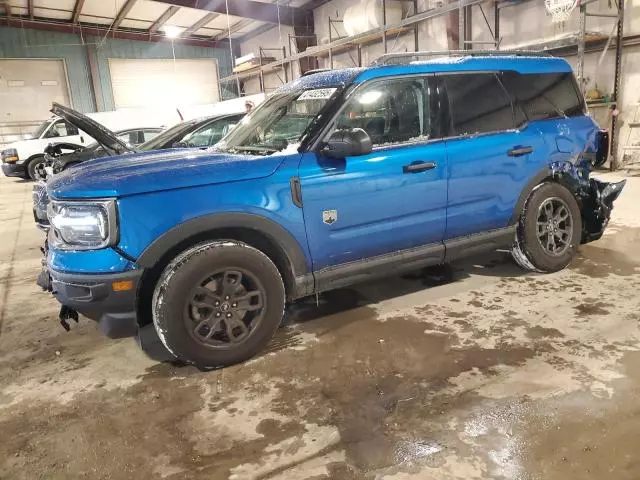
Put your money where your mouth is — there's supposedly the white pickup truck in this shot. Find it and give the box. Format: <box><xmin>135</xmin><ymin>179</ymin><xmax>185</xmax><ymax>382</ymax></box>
<box><xmin>1</xmin><ymin>117</ymin><xmax>91</xmax><ymax>179</ymax></box>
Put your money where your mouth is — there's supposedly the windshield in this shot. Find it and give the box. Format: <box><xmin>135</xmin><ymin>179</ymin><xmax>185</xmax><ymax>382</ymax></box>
<box><xmin>214</xmin><ymin>87</ymin><xmax>338</xmax><ymax>155</ymax></box>
<box><xmin>138</xmin><ymin>119</ymin><xmax>201</xmax><ymax>151</ymax></box>
<box><xmin>32</xmin><ymin>120</ymin><xmax>53</xmax><ymax>139</ymax></box>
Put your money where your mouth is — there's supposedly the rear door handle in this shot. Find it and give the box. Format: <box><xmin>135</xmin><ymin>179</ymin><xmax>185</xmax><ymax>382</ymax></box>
<box><xmin>508</xmin><ymin>146</ymin><xmax>533</xmax><ymax>157</ymax></box>
<box><xmin>403</xmin><ymin>161</ymin><xmax>437</xmax><ymax>173</ymax></box>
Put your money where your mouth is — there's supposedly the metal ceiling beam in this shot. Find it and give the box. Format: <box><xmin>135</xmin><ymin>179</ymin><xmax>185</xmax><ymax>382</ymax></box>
<box><xmin>214</xmin><ymin>18</ymin><xmax>254</xmax><ymax>40</ymax></box>
<box><xmin>149</xmin><ymin>5</ymin><xmax>179</xmax><ymax>33</ymax></box>
<box><xmin>182</xmin><ymin>11</ymin><xmax>219</xmax><ymax>36</ymax></box>
<box><xmin>112</xmin><ymin>0</ymin><xmax>137</xmax><ymax>29</ymax></box>
<box><xmin>237</xmin><ymin>23</ymin><xmax>276</xmax><ymax>43</ymax></box>
<box><xmin>153</xmin><ymin>0</ymin><xmax>313</xmax><ymax>27</ymax></box>
<box><xmin>71</xmin><ymin>0</ymin><xmax>85</xmax><ymax>23</ymax></box>
<box><xmin>0</xmin><ymin>16</ymin><xmax>228</xmax><ymax>48</ymax></box>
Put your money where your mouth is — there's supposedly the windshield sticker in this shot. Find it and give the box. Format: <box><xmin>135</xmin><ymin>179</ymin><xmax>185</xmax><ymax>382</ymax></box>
<box><xmin>298</xmin><ymin>88</ymin><xmax>337</xmax><ymax>100</ymax></box>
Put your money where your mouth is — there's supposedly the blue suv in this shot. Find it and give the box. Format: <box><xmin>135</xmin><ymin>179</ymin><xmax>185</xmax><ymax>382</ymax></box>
<box><xmin>39</xmin><ymin>52</ymin><xmax>625</xmax><ymax>368</ymax></box>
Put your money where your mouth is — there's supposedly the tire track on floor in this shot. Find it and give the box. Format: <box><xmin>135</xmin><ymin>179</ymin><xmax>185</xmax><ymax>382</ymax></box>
<box><xmin>0</xmin><ymin>187</ymin><xmax>29</xmax><ymax>339</ymax></box>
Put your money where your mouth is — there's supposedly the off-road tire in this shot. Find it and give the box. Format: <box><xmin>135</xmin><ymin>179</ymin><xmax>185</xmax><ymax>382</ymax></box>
<box><xmin>512</xmin><ymin>182</ymin><xmax>582</xmax><ymax>273</ymax></box>
<box><xmin>27</xmin><ymin>156</ymin><xmax>46</xmax><ymax>180</ymax></box>
<box><xmin>152</xmin><ymin>240</ymin><xmax>285</xmax><ymax>368</ymax></box>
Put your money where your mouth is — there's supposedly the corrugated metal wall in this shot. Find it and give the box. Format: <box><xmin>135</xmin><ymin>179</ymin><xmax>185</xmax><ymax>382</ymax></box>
<box><xmin>0</xmin><ymin>27</ymin><xmax>94</xmax><ymax>112</ymax></box>
<box><xmin>0</xmin><ymin>26</ymin><xmax>235</xmax><ymax>113</ymax></box>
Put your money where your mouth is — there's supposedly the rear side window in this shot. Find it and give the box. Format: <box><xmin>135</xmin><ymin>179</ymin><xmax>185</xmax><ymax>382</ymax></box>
<box><xmin>440</xmin><ymin>73</ymin><xmax>516</xmax><ymax>136</ymax></box>
<box><xmin>501</xmin><ymin>71</ymin><xmax>585</xmax><ymax>121</ymax></box>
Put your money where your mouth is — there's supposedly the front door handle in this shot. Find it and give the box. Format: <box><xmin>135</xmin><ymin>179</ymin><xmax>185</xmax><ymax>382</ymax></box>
<box><xmin>508</xmin><ymin>146</ymin><xmax>533</xmax><ymax>157</ymax></box>
<box><xmin>403</xmin><ymin>161</ymin><xmax>437</xmax><ymax>173</ymax></box>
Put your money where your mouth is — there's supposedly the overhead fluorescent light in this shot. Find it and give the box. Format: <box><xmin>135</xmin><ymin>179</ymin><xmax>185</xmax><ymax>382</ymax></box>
<box><xmin>163</xmin><ymin>25</ymin><xmax>184</xmax><ymax>39</ymax></box>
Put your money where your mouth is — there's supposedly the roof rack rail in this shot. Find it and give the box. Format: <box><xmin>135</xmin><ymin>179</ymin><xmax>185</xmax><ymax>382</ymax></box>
<box><xmin>370</xmin><ymin>50</ymin><xmax>553</xmax><ymax>66</ymax></box>
<box><xmin>301</xmin><ymin>68</ymin><xmax>333</xmax><ymax>77</ymax></box>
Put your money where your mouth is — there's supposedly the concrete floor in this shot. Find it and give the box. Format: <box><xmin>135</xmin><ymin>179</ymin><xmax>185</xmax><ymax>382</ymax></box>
<box><xmin>0</xmin><ymin>170</ymin><xmax>639</xmax><ymax>480</ymax></box>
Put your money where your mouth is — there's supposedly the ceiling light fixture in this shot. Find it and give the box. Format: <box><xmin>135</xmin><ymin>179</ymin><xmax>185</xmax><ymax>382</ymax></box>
<box><xmin>163</xmin><ymin>25</ymin><xmax>184</xmax><ymax>39</ymax></box>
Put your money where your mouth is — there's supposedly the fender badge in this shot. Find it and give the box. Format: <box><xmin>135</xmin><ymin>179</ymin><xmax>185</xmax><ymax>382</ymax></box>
<box><xmin>322</xmin><ymin>210</ymin><xmax>337</xmax><ymax>225</ymax></box>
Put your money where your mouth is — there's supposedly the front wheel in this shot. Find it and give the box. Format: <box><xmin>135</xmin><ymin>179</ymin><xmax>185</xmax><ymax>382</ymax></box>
<box><xmin>152</xmin><ymin>241</ymin><xmax>285</xmax><ymax>368</ymax></box>
<box><xmin>512</xmin><ymin>182</ymin><xmax>582</xmax><ymax>273</ymax></box>
<box><xmin>27</xmin><ymin>156</ymin><xmax>47</xmax><ymax>180</ymax></box>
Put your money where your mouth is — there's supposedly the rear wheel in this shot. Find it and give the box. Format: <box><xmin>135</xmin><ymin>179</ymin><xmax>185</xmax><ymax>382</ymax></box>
<box><xmin>27</xmin><ymin>156</ymin><xmax>46</xmax><ymax>180</ymax></box>
<box><xmin>152</xmin><ymin>241</ymin><xmax>285</xmax><ymax>368</ymax></box>
<box><xmin>512</xmin><ymin>182</ymin><xmax>582</xmax><ymax>272</ymax></box>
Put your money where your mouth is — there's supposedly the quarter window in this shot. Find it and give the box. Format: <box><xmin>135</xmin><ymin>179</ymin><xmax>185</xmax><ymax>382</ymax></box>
<box><xmin>501</xmin><ymin>71</ymin><xmax>585</xmax><ymax>121</ymax></box>
<box><xmin>441</xmin><ymin>73</ymin><xmax>516</xmax><ymax>136</ymax></box>
<box><xmin>332</xmin><ymin>77</ymin><xmax>436</xmax><ymax>147</ymax></box>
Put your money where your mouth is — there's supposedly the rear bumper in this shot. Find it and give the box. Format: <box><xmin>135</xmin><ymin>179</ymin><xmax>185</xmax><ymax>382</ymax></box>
<box><xmin>38</xmin><ymin>266</ymin><xmax>141</xmax><ymax>338</ymax></box>
<box><xmin>581</xmin><ymin>178</ymin><xmax>626</xmax><ymax>243</ymax></box>
<box><xmin>2</xmin><ymin>162</ymin><xmax>25</xmax><ymax>177</ymax></box>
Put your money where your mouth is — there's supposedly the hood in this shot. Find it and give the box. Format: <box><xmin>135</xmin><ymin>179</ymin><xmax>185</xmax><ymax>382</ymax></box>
<box><xmin>50</xmin><ymin>103</ymin><xmax>134</xmax><ymax>156</ymax></box>
<box><xmin>47</xmin><ymin>148</ymin><xmax>285</xmax><ymax>199</ymax></box>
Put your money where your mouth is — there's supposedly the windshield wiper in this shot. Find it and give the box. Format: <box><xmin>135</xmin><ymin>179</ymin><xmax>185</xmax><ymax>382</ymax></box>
<box><xmin>230</xmin><ymin>145</ymin><xmax>278</xmax><ymax>155</ymax></box>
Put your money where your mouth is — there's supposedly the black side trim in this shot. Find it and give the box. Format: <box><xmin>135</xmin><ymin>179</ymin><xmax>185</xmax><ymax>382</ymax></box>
<box><xmin>135</xmin><ymin>213</ymin><xmax>309</xmax><ymax>278</ymax></box>
<box><xmin>314</xmin><ymin>243</ymin><xmax>445</xmax><ymax>293</ymax></box>
<box><xmin>290</xmin><ymin>176</ymin><xmax>303</xmax><ymax>208</ymax></box>
<box><xmin>443</xmin><ymin>226</ymin><xmax>516</xmax><ymax>262</ymax></box>
<box><xmin>508</xmin><ymin>168</ymin><xmax>550</xmax><ymax>225</ymax></box>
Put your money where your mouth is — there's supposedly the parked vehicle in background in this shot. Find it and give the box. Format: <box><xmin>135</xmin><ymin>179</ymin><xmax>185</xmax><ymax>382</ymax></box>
<box><xmin>38</xmin><ymin>54</ymin><xmax>625</xmax><ymax>369</ymax></box>
<box><xmin>1</xmin><ymin>116</ymin><xmax>86</xmax><ymax>179</ymax></box>
<box><xmin>35</xmin><ymin>127</ymin><xmax>163</xmax><ymax>181</ymax></box>
<box><xmin>32</xmin><ymin>108</ymin><xmax>244</xmax><ymax>229</ymax></box>
<box><xmin>2</xmin><ymin>108</ymin><xmax>179</xmax><ymax>180</ymax></box>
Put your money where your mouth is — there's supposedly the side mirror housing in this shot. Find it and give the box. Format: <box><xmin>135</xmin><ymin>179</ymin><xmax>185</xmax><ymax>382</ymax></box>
<box><xmin>321</xmin><ymin>128</ymin><xmax>372</xmax><ymax>159</ymax></box>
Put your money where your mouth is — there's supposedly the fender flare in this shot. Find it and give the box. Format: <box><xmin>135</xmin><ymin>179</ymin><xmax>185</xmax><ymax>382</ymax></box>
<box><xmin>135</xmin><ymin>212</ymin><xmax>310</xmax><ymax>278</ymax></box>
<box><xmin>508</xmin><ymin>169</ymin><xmax>551</xmax><ymax>225</ymax></box>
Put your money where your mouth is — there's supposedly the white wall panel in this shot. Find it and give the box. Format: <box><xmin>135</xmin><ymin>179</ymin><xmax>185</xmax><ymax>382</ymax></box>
<box><xmin>108</xmin><ymin>58</ymin><xmax>220</xmax><ymax>108</ymax></box>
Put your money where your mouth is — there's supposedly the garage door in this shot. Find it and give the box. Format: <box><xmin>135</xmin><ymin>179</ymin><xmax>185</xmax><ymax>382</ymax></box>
<box><xmin>0</xmin><ymin>59</ymin><xmax>70</xmax><ymax>123</ymax></box>
<box><xmin>108</xmin><ymin>58</ymin><xmax>220</xmax><ymax>109</ymax></box>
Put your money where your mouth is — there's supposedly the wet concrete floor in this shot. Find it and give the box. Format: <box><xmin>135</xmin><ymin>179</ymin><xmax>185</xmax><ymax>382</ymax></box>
<box><xmin>0</xmin><ymin>171</ymin><xmax>639</xmax><ymax>479</ymax></box>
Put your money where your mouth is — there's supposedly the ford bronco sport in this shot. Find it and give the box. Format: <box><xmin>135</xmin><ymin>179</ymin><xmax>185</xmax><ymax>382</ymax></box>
<box><xmin>38</xmin><ymin>52</ymin><xmax>625</xmax><ymax>368</ymax></box>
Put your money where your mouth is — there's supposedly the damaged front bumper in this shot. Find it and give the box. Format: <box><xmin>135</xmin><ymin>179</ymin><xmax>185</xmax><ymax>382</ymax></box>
<box><xmin>37</xmin><ymin>255</ymin><xmax>141</xmax><ymax>338</ymax></box>
<box><xmin>580</xmin><ymin>178</ymin><xmax>626</xmax><ymax>243</ymax></box>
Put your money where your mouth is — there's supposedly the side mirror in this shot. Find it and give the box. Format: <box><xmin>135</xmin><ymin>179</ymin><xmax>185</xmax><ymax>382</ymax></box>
<box><xmin>320</xmin><ymin>128</ymin><xmax>372</xmax><ymax>159</ymax></box>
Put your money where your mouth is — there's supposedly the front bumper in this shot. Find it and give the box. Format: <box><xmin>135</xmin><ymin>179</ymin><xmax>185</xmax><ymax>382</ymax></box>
<box><xmin>1</xmin><ymin>162</ymin><xmax>25</xmax><ymax>177</ymax></box>
<box><xmin>38</xmin><ymin>264</ymin><xmax>141</xmax><ymax>338</ymax></box>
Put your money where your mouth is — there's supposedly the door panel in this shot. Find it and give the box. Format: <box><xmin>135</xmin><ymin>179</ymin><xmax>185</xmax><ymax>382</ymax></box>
<box><xmin>445</xmin><ymin>127</ymin><xmax>549</xmax><ymax>238</ymax></box>
<box><xmin>439</xmin><ymin>72</ymin><xmax>548</xmax><ymax>239</ymax></box>
<box><xmin>298</xmin><ymin>75</ymin><xmax>448</xmax><ymax>271</ymax></box>
<box><xmin>299</xmin><ymin>146</ymin><xmax>448</xmax><ymax>271</ymax></box>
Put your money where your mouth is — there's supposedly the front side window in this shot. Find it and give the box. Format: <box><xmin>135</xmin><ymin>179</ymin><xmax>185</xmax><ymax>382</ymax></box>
<box><xmin>33</xmin><ymin>120</ymin><xmax>53</xmax><ymax>139</ymax></box>
<box><xmin>441</xmin><ymin>73</ymin><xmax>516</xmax><ymax>136</ymax></box>
<box><xmin>44</xmin><ymin>120</ymin><xmax>79</xmax><ymax>139</ymax></box>
<box><xmin>501</xmin><ymin>71</ymin><xmax>585</xmax><ymax>121</ymax></box>
<box><xmin>116</xmin><ymin>131</ymin><xmax>140</xmax><ymax>147</ymax></box>
<box><xmin>332</xmin><ymin>77</ymin><xmax>435</xmax><ymax>147</ymax></box>
<box><xmin>214</xmin><ymin>88</ymin><xmax>338</xmax><ymax>155</ymax></box>
<box><xmin>182</xmin><ymin>117</ymin><xmax>240</xmax><ymax>148</ymax></box>
<box><xmin>141</xmin><ymin>129</ymin><xmax>160</xmax><ymax>143</ymax></box>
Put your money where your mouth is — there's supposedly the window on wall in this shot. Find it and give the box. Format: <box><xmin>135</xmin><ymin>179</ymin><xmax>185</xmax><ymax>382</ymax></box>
<box><xmin>440</xmin><ymin>73</ymin><xmax>516</xmax><ymax>136</ymax></box>
<box><xmin>500</xmin><ymin>71</ymin><xmax>585</xmax><ymax>121</ymax></box>
<box><xmin>333</xmin><ymin>77</ymin><xmax>436</xmax><ymax>146</ymax></box>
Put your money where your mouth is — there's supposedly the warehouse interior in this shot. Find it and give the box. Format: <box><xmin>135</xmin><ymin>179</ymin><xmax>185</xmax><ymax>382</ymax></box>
<box><xmin>1</xmin><ymin>0</ymin><xmax>640</xmax><ymax>478</ymax></box>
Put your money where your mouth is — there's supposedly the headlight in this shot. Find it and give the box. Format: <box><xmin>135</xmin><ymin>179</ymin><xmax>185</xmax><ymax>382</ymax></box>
<box><xmin>48</xmin><ymin>199</ymin><xmax>118</xmax><ymax>250</ymax></box>
<box><xmin>1</xmin><ymin>148</ymin><xmax>19</xmax><ymax>163</ymax></box>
